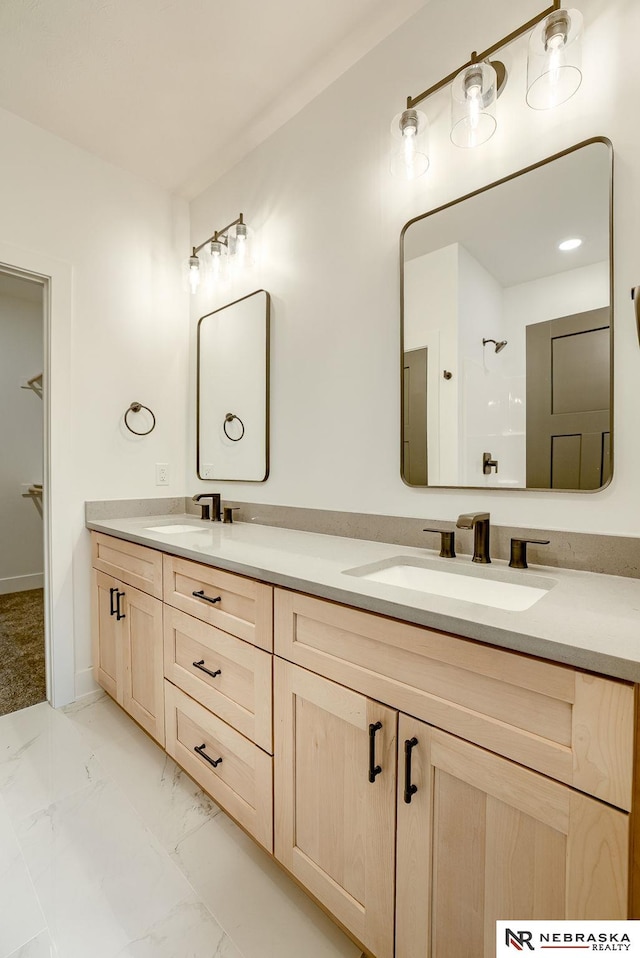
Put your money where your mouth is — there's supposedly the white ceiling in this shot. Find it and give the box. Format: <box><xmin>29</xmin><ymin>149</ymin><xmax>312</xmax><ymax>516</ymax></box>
<box><xmin>0</xmin><ymin>0</ymin><xmax>424</xmax><ymax>199</ymax></box>
<box><xmin>404</xmin><ymin>143</ymin><xmax>611</xmax><ymax>287</ymax></box>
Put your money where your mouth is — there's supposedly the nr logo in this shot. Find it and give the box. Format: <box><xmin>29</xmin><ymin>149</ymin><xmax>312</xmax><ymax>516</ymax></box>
<box><xmin>505</xmin><ymin>928</ymin><xmax>535</xmax><ymax>951</ymax></box>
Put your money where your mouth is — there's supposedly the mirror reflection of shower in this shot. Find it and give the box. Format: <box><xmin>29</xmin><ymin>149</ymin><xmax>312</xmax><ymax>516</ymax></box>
<box><xmin>482</xmin><ymin>337</ymin><xmax>508</xmax><ymax>353</ymax></box>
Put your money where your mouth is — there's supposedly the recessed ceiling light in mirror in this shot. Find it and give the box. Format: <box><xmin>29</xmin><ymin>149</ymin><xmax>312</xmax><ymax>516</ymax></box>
<box><xmin>558</xmin><ymin>238</ymin><xmax>583</xmax><ymax>251</ymax></box>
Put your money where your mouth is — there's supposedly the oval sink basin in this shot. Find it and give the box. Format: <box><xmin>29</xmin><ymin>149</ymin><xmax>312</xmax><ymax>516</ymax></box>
<box><xmin>343</xmin><ymin>556</ymin><xmax>556</xmax><ymax>612</ymax></box>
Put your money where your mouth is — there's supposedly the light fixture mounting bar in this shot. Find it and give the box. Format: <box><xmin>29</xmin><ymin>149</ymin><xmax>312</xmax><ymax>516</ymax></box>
<box><xmin>192</xmin><ymin>213</ymin><xmax>245</xmax><ymax>256</ymax></box>
<box><xmin>406</xmin><ymin>0</ymin><xmax>561</xmax><ymax>109</ymax></box>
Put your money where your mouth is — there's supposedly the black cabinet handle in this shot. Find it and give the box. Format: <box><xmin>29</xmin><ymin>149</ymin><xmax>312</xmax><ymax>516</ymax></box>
<box><xmin>109</xmin><ymin>587</ymin><xmax>118</xmax><ymax>616</ymax></box>
<box><xmin>192</xmin><ymin>589</ymin><xmax>222</xmax><ymax>605</ymax></box>
<box><xmin>192</xmin><ymin>660</ymin><xmax>222</xmax><ymax>679</ymax></box>
<box><xmin>368</xmin><ymin>721</ymin><xmax>383</xmax><ymax>783</ymax></box>
<box><xmin>116</xmin><ymin>591</ymin><xmax>126</xmax><ymax>621</ymax></box>
<box><xmin>194</xmin><ymin>743</ymin><xmax>223</xmax><ymax>768</ymax></box>
<box><xmin>404</xmin><ymin>737</ymin><xmax>419</xmax><ymax>804</ymax></box>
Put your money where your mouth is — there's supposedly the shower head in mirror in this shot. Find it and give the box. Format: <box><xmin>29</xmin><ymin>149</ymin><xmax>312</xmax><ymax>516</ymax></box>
<box><xmin>483</xmin><ymin>338</ymin><xmax>508</xmax><ymax>353</ymax></box>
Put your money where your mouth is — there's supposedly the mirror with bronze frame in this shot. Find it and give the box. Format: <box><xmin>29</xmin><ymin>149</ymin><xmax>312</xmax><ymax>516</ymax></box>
<box><xmin>197</xmin><ymin>289</ymin><xmax>270</xmax><ymax>481</ymax></box>
<box><xmin>400</xmin><ymin>138</ymin><xmax>613</xmax><ymax>491</ymax></box>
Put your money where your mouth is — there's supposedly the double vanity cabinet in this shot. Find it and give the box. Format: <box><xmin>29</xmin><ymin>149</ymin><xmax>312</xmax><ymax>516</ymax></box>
<box><xmin>90</xmin><ymin>529</ymin><xmax>636</xmax><ymax>958</ymax></box>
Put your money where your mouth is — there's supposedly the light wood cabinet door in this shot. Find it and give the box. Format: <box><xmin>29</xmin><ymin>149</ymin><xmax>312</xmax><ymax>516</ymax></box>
<box><xmin>274</xmin><ymin>659</ymin><xmax>397</xmax><ymax>958</ymax></box>
<box><xmin>92</xmin><ymin>570</ymin><xmax>122</xmax><ymax>703</ymax></box>
<box><xmin>396</xmin><ymin>715</ymin><xmax>629</xmax><ymax>958</ymax></box>
<box><xmin>92</xmin><ymin>570</ymin><xmax>165</xmax><ymax>746</ymax></box>
<box><xmin>121</xmin><ymin>583</ymin><xmax>165</xmax><ymax>746</ymax></box>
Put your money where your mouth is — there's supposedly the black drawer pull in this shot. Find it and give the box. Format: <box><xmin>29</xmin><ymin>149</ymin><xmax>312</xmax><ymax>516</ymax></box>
<box><xmin>192</xmin><ymin>589</ymin><xmax>222</xmax><ymax>605</ymax></box>
<box><xmin>192</xmin><ymin>660</ymin><xmax>222</xmax><ymax>679</ymax></box>
<box><xmin>368</xmin><ymin>721</ymin><xmax>383</xmax><ymax>783</ymax></box>
<box><xmin>116</xmin><ymin>591</ymin><xmax>126</xmax><ymax>621</ymax></box>
<box><xmin>194</xmin><ymin>744</ymin><xmax>223</xmax><ymax>768</ymax></box>
<box><xmin>404</xmin><ymin>737</ymin><xmax>419</xmax><ymax>804</ymax></box>
<box><xmin>109</xmin><ymin>587</ymin><xmax>118</xmax><ymax>616</ymax></box>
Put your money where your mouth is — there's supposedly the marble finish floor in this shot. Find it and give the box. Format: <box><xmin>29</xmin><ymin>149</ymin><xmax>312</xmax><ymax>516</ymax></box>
<box><xmin>0</xmin><ymin>694</ymin><xmax>363</xmax><ymax>958</ymax></box>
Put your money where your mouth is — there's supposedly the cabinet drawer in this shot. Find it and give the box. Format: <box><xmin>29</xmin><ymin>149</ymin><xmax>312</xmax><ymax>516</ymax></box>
<box><xmin>91</xmin><ymin>532</ymin><xmax>163</xmax><ymax>598</ymax></box>
<box><xmin>165</xmin><ymin>681</ymin><xmax>273</xmax><ymax>851</ymax></box>
<box><xmin>164</xmin><ymin>606</ymin><xmax>273</xmax><ymax>753</ymax></box>
<box><xmin>163</xmin><ymin>555</ymin><xmax>273</xmax><ymax>651</ymax></box>
<box><xmin>275</xmin><ymin>589</ymin><xmax>634</xmax><ymax>811</ymax></box>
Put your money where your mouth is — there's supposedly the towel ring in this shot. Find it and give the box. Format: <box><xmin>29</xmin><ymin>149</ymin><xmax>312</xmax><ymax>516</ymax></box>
<box><xmin>223</xmin><ymin>412</ymin><xmax>245</xmax><ymax>441</ymax></box>
<box><xmin>124</xmin><ymin>402</ymin><xmax>156</xmax><ymax>436</ymax></box>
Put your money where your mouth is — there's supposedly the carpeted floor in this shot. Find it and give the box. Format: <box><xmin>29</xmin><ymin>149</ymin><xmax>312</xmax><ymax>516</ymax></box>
<box><xmin>0</xmin><ymin>588</ymin><xmax>46</xmax><ymax>716</ymax></box>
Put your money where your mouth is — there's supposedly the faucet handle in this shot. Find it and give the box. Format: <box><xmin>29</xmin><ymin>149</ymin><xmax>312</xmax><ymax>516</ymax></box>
<box><xmin>192</xmin><ymin>493</ymin><xmax>213</xmax><ymax>520</ymax></box>
<box><xmin>223</xmin><ymin>506</ymin><xmax>240</xmax><ymax>524</ymax></box>
<box><xmin>423</xmin><ymin>528</ymin><xmax>456</xmax><ymax>559</ymax></box>
<box><xmin>509</xmin><ymin>537</ymin><xmax>550</xmax><ymax>570</ymax></box>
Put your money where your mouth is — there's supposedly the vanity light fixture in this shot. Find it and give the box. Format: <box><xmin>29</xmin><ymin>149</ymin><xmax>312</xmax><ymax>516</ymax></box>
<box><xmin>391</xmin><ymin>0</ymin><xmax>583</xmax><ymax>178</ymax></box>
<box><xmin>183</xmin><ymin>213</ymin><xmax>251</xmax><ymax>295</ymax></box>
<box><xmin>558</xmin><ymin>237</ymin><xmax>582</xmax><ymax>251</ymax></box>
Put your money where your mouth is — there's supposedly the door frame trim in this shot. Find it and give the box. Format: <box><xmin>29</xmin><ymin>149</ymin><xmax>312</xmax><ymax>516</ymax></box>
<box><xmin>0</xmin><ymin>244</ymin><xmax>75</xmax><ymax>707</ymax></box>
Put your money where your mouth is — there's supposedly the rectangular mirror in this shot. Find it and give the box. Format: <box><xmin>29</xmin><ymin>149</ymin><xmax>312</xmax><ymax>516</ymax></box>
<box><xmin>197</xmin><ymin>289</ymin><xmax>270</xmax><ymax>481</ymax></box>
<box><xmin>401</xmin><ymin>139</ymin><xmax>612</xmax><ymax>491</ymax></box>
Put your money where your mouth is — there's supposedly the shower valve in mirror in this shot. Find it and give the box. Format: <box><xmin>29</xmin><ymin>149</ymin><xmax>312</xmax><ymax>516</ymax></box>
<box><xmin>483</xmin><ymin>453</ymin><xmax>498</xmax><ymax>475</ymax></box>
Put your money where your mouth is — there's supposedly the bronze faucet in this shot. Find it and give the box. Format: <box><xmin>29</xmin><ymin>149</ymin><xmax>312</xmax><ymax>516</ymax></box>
<box><xmin>456</xmin><ymin>512</ymin><xmax>491</xmax><ymax>563</ymax></box>
<box><xmin>193</xmin><ymin>493</ymin><xmax>222</xmax><ymax>521</ymax></box>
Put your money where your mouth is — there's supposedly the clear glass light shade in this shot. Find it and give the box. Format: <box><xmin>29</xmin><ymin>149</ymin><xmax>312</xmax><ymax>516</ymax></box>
<box><xmin>390</xmin><ymin>109</ymin><xmax>430</xmax><ymax>180</ymax></box>
<box><xmin>526</xmin><ymin>8</ymin><xmax>583</xmax><ymax>110</ymax></box>
<box><xmin>451</xmin><ymin>61</ymin><xmax>497</xmax><ymax>148</ymax></box>
<box><xmin>182</xmin><ymin>253</ymin><xmax>200</xmax><ymax>295</ymax></box>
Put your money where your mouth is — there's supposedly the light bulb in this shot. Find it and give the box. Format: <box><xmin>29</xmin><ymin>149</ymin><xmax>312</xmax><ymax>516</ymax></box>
<box><xmin>466</xmin><ymin>74</ymin><xmax>483</xmax><ymax>131</ymax></box>
<box><xmin>547</xmin><ymin>32</ymin><xmax>566</xmax><ymax>88</ymax></box>
<box><xmin>188</xmin><ymin>254</ymin><xmax>200</xmax><ymax>294</ymax></box>
<box><xmin>234</xmin><ymin>222</ymin><xmax>248</xmax><ymax>267</ymax></box>
<box><xmin>210</xmin><ymin>240</ymin><xmax>223</xmax><ymax>280</ymax></box>
<box><xmin>390</xmin><ymin>109</ymin><xmax>429</xmax><ymax>180</ymax></box>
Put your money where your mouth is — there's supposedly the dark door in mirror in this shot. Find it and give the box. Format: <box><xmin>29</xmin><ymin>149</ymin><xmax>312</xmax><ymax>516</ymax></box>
<box><xmin>526</xmin><ymin>307</ymin><xmax>611</xmax><ymax>489</ymax></box>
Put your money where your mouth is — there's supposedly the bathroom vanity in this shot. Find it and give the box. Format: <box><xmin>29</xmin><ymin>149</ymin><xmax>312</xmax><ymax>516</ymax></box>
<box><xmin>88</xmin><ymin>516</ymin><xmax>639</xmax><ymax>958</ymax></box>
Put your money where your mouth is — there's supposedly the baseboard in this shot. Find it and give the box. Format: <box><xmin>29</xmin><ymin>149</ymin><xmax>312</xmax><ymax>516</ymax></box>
<box><xmin>75</xmin><ymin>667</ymin><xmax>99</xmax><ymax>700</ymax></box>
<box><xmin>0</xmin><ymin>573</ymin><xmax>44</xmax><ymax>595</ymax></box>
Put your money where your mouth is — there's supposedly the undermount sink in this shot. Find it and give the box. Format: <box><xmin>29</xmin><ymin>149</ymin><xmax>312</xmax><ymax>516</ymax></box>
<box><xmin>144</xmin><ymin>523</ymin><xmax>204</xmax><ymax>534</ymax></box>
<box><xmin>343</xmin><ymin>556</ymin><xmax>556</xmax><ymax>612</ymax></box>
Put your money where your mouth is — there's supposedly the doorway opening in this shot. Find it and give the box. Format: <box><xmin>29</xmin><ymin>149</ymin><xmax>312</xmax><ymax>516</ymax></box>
<box><xmin>0</xmin><ymin>269</ymin><xmax>46</xmax><ymax>716</ymax></box>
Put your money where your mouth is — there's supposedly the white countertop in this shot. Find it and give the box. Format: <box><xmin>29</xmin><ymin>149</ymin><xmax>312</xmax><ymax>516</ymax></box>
<box><xmin>86</xmin><ymin>514</ymin><xmax>640</xmax><ymax>683</ymax></box>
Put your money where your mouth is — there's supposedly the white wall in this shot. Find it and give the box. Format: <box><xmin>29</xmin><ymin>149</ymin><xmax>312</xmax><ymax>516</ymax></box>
<box><xmin>0</xmin><ymin>290</ymin><xmax>44</xmax><ymax>591</ymax></box>
<box><xmin>503</xmin><ymin>261</ymin><xmax>610</xmax><ymax>341</ymax></box>
<box><xmin>188</xmin><ymin>0</ymin><xmax>640</xmax><ymax>537</ymax></box>
<box><xmin>457</xmin><ymin>246</ymin><xmax>509</xmax><ymax>486</ymax></box>
<box><xmin>404</xmin><ymin>245</ymin><xmax>458</xmax><ymax>483</ymax></box>
<box><xmin>0</xmin><ymin>107</ymin><xmax>189</xmax><ymax>702</ymax></box>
